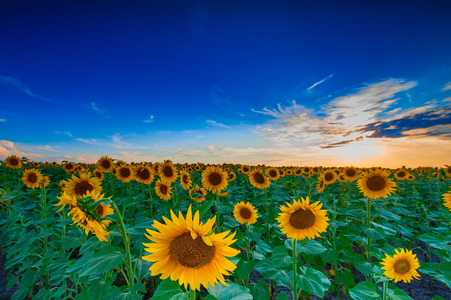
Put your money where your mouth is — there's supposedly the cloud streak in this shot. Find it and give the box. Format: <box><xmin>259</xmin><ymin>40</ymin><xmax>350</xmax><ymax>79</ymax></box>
<box><xmin>144</xmin><ymin>115</ymin><xmax>154</xmax><ymax>123</ymax></box>
<box><xmin>91</xmin><ymin>102</ymin><xmax>110</xmax><ymax>118</ymax></box>
<box><xmin>307</xmin><ymin>74</ymin><xmax>334</xmax><ymax>91</ymax></box>
<box><xmin>0</xmin><ymin>75</ymin><xmax>59</xmax><ymax>103</ymax></box>
<box><xmin>206</xmin><ymin>120</ymin><xmax>231</xmax><ymax>128</ymax></box>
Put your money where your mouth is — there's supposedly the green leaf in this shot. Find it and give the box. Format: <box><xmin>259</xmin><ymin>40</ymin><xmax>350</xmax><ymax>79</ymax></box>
<box><xmin>151</xmin><ymin>278</ymin><xmax>188</xmax><ymax>300</ymax></box>
<box><xmin>299</xmin><ymin>240</ymin><xmax>327</xmax><ymax>255</ymax></box>
<box><xmin>275</xmin><ymin>293</ymin><xmax>289</xmax><ymax>300</ymax></box>
<box><xmin>349</xmin><ymin>282</ymin><xmax>379</xmax><ymax>300</ymax></box>
<box><xmin>297</xmin><ymin>267</ymin><xmax>331</xmax><ymax>298</ymax></box>
<box><xmin>254</xmin><ymin>259</ymin><xmax>286</xmax><ymax>281</ymax></box>
<box><xmin>272</xmin><ymin>246</ymin><xmax>291</xmax><ymax>268</ymax></box>
<box><xmin>362</xmin><ymin>226</ymin><xmax>386</xmax><ymax>241</ymax></box>
<box><xmin>79</xmin><ymin>249</ymin><xmax>124</xmax><ymax>277</ymax></box>
<box><xmin>320</xmin><ymin>249</ymin><xmax>338</xmax><ymax>263</ymax></box>
<box><xmin>250</xmin><ymin>279</ymin><xmax>270</xmax><ymax>300</ymax></box>
<box><xmin>207</xmin><ymin>281</ymin><xmax>253</xmax><ymax>300</ymax></box>
<box><xmin>354</xmin><ymin>254</ymin><xmax>375</xmax><ymax>275</ymax></box>
<box><xmin>387</xmin><ymin>287</ymin><xmax>413</xmax><ymax>300</ymax></box>
<box><xmin>235</xmin><ymin>260</ymin><xmax>254</xmax><ymax>281</ymax></box>
<box><xmin>336</xmin><ymin>268</ymin><xmax>355</xmax><ymax>288</ymax></box>
<box><xmin>197</xmin><ymin>200</ymin><xmax>213</xmax><ymax>217</ymax></box>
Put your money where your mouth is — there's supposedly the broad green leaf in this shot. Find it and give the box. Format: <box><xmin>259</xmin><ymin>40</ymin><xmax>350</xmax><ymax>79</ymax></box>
<box><xmin>299</xmin><ymin>240</ymin><xmax>327</xmax><ymax>255</ymax></box>
<box><xmin>275</xmin><ymin>293</ymin><xmax>289</xmax><ymax>300</ymax></box>
<box><xmin>151</xmin><ymin>278</ymin><xmax>188</xmax><ymax>300</ymax></box>
<box><xmin>250</xmin><ymin>279</ymin><xmax>270</xmax><ymax>300</ymax></box>
<box><xmin>387</xmin><ymin>287</ymin><xmax>413</xmax><ymax>300</ymax></box>
<box><xmin>272</xmin><ymin>246</ymin><xmax>292</xmax><ymax>268</ymax></box>
<box><xmin>207</xmin><ymin>281</ymin><xmax>253</xmax><ymax>300</ymax></box>
<box><xmin>297</xmin><ymin>267</ymin><xmax>331</xmax><ymax>298</ymax></box>
<box><xmin>235</xmin><ymin>260</ymin><xmax>254</xmax><ymax>281</ymax></box>
<box><xmin>336</xmin><ymin>268</ymin><xmax>355</xmax><ymax>288</ymax></box>
<box><xmin>354</xmin><ymin>254</ymin><xmax>375</xmax><ymax>275</ymax></box>
<box><xmin>79</xmin><ymin>250</ymin><xmax>124</xmax><ymax>277</ymax></box>
<box><xmin>349</xmin><ymin>282</ymin><xmax>379</xmax><ymax>300</ymax></box>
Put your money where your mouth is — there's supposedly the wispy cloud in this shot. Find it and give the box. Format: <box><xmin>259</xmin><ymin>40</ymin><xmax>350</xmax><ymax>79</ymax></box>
<box><xmin>205</xmin><ymin>120</ymin><xmax>231</xmax><ymax>128</ymax></box>
<box><xmin>442</xmin><ymin>81</ymin><xmax>451</xmax><ymax>91</ymax></box>
<box><xmin>75</xmin><ymin>138</ymin><xmax>101</xmax><ymax>145</ymax></box>
<box><xmin>0</xmin><ymin>75</ymin><xmax>58</xmax><ymax>103</ymax></box>
<box><xmin>0</xmin><ymin>118</ymin><xmax>6</xmax><ymax>122</ymax></box>
<box><xmin>91</xmin><ymin>102</ymin><xmax>110</xmax><ymax>118</ymax></box>
<box><xmin>144</xmin><ymin>115</ymin><xmax>154</xmax><ymax>123</ymax></box>
<box><xmin>35</xmin><ymin>145</ymin><xmax>57</xmax><ymax>152</ymax></box>
<box><xmin>307</xmin><ymin>74</ymin><xmax>334</xmax><ymax>91</ymax></box>
<box><xmin>54</xmin><ymin>131</ymin><xmax>74</xmax><ymax>138</ymax></box>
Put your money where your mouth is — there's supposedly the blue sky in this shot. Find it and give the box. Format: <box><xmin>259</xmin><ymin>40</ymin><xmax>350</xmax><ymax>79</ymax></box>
<box><xmin>1</xmin><ymin>0</ymin><xmax>451</xmax><ymax>167</ymax></box>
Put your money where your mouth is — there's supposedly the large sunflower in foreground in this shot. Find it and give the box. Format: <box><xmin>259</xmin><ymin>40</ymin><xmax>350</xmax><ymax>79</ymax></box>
<box><xmin>357</xmin><ymin>169</ymin><xmax>396</xmax><ymax>199</ymax></box>
<box><xmin>96</xmin><ymin>156</ymin><xmax>114</xmax><ymax>173</ymax></box>
<box><xmin>22</xmin><ymin>168</ymin><xmax>44</xmax><ymax>189</ymax></box>
<box><xmin>381</xmin><ymin>248</ymin><xmax>421</xmax><ymax>283</ymax></box>
<box><xmin>5</xmin><ymin>155</ymin><xmax>22</xmax><ymax>169</ymax></box>
<box><xmin>277</xmin><ymin>197</ymin><xmax>329</xmax><ymax>241</ymax></box>
<box><xmin>64</xmin><ymin>172</ymin><xmax>102</xmax><ymax>198</ymax></box>
<box><xmin>248</xmin><ymin>169</ymin><xmax>271</xmax><ymax>189</ymax></box>
<box><xmin>142</xmin><ymin>205</ymin><xmax>240</xmax><ymax>291</ymax></box>
<box><xmin>202</xmin><ymin>165</ymin><xmax>228</xmax><ymax>194</ymax></box>
<box><xmin>443</xmin><ymin>191</ymin><xmax>451</xmax><ymax>211</ymax></box>
<box><xmin>233</xmin><ymin>201</ymin><xmax>258</xmax><ymax>225</ymax></box>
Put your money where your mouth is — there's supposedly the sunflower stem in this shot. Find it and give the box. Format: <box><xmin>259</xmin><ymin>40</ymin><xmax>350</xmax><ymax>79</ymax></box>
<box><xmin>365</xmin><ymin>197</ymin><xmax>373</xmax><ymax>283</ymax></box>
<box><xmin>189</xmin><ymin>287</ymin><xmax>196</xmax><ymax>300</ymax></box>
<box><xmin>112</xmin><ymin>202</ymin><xmax>134</xmax><ymax>290</ymax></box>
<box><xmin>215</xmin><ymin>193</ymin><xmax>220</xmax><ymax>231</ymax></box>
<box><xmin>292</xmin><ymin>239</ymin><xmax>299</xmax><ymax>300</ymax></box>
<box><xmin>382</xmin><ymin>279</ymin><xmax>388</xmax><ymax>300</ymax></box>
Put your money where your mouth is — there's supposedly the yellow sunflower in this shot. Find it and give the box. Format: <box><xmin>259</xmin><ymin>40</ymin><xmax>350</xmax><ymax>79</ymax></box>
<box><xmin>394</xmin><ymin>169</ymin><xmax>409</xmax><ymax>180</ymax></box>
<box><xmin>133</xmin><ymin>164</ymin><xmax>155</xmax><ymax>185</ymax></box>
<box><xmin>381</xmin><ymin>248</ymin><xmax>421</xmax><ymax>283</ymax></box>
<box><xmin>357</xmin><ymin>169</ymin><xmax>396</xmax><ymax>199</ymax></box>
<box><xmin>22</xmin><ymin>168</ymin><xmax>44</xmax><ymax>189</ymax></box>
<box><xmin>64</xmin><ymin>172</ymin><xmax>102</xmax><ymax>198</ymax></box>
<box><xmin>142</xmin><ymin>205</ymin><xmax>240</xmax><ymax>291</ymax></box>
<box><xmin>179</xmin><ymin>170</ymin><xmax>192</xmax><ymax>190</ymax></box>
<box><xmin>41</xmin><ymin>175</ymin><xmax>50</xmax><ymax>188</ymax></box>
<box><xmin>227</xmin><ymin>171</ymin><xmax>236</xmax><ymax>182</ymax></box>
<box><xmin>266</xmin><ymin>167</ymin><xmax>280</xmax><ymax>181</ymax></box>
<box><xmin>155</xmin><ymin>180</ymin><xmax>172</xmax><ymax>201</ymax></box>
<box><xmin>5</xmin><ymin>155</ymin><xmax>22</xmax><ymax>169</ymax></box>
<box><xmin>93</xmin><ymin>169</ymin><xmax>104</xmax><ymax>181</ymax></box>
<box><xmin>316</xmin><ymin>178</ymin><xmax>326</xmax><ymax>193</ymax></box>
<box><xmin>321</xmin><ymin>170</ymin><xmax>337</xmax><ymax>185</ymax></box>
<box><xmin>159</xmin><ymin>161</ymin><xmax>179</xmax><ymax>183</ymax></box>
<box><xmin>68</xmin><ymin>190</ymin><xmax>114</xmax><ymax>242</ymax></box>
<box><xmin>62</xmin><ymin>162</ymin><xmax>76</xmax><ymax>174</ymax></box>
<box><xmin>239</xmin><ymin>165</ymin><xmax>251</xmax><ymax>175</ymax></box>
<box><xmin>233</xmin><ymin>202</ymin><xmax>258</xmax><ymax>225</ymax></box>
<box><xmin>202</xmin><ymin>166</ymin><xmax>228</xmax><ymax>194</ymax></box>
<box><xmin>96</xmin><ymin>156</ymin><xmax>114</xmax><ymax>173</ymax></box>
<box><xmin>276</xmin><ymin>197</ymin><xmax>329</xmax><ymax>241</ymax></box>
<box><xmin>115</xmin><ymin>165</ymin><xmax>134</xmax><ymax>183</ymax></box>
<box><xmin>248</xmin><ymin>169</ymin><xmax>271</xmax><ymax>189</ymax></box>
<box><xmin>443</xmin><ymin>191</ymin><xmax>451</xmax><ymax>211</ymax></box>
<box><xmin>189</xmin><ymin>185</ymin><xmax>207</xmax><ymax>203</ymax></box>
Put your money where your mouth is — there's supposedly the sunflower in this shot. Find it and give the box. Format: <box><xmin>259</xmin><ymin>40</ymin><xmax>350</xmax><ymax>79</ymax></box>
<box><xmin>142</xmin><ymin>205</ymin><xmax>240</xmax><ymax>291</ymax></box>
<box><xmin>202</xmin><ymin>166</ymin><xmax>228</xmax><ymax>194</ymax></box>
<box><xmin>93</xmin><ymin>169</ymin><xmax>104</xmax><ymax>181</ymax></box>
<box><xmin>67</xmin><ymin>190</ymin><xmax>114</xmax><ymax>241</ymax></box>
<box><xmin>357</xmin><ymin>169</ymin><xmax>396</xmax><ymax>199</ymax></box>
<box><xmin>152</xmin><ymin>163</ymin><xmax>160</xmax><ymax>175</ymax></box>
<box><xmin>248</xmin><ymin>169</ymin><xmax>271</xmax><ymax>189</ymax></box>
<box><xmin>321</xmin><ymin>170</ymin><xmax>337</xmax><ymax>185</ymax></box>
<box><xmin>155</xmin><ymin>180</ymin><xmax>172</xmax><ymax>201</ymax></box>
<box><xmin>343</xmin><ymin>167</ymin><xmax>359</xmax><ymax>181</ymax></box>
<box><xmin>239</xmin><ymin>165</ymin><xmax>251</xmax><ymax>174</ymax></box>
<box><xmin>115</xmin><ymin>165</ymin><xmax>134</xmax><ymax>183</ymax></box>
<box><xmin>59</xmin><ymin>179</ymin><xmax>68</xmax><ymax>192</ymax></box>
<box><xmin>96</xmin><ymin>156</ymin><xmax>114</xmax><ymax>173</ymax></box>
<box><xmin>381</xmin><ymin>248</ymin><xmax>421</xmax><ymax>283</ymax></box>
<box><xmin>443</xmin><ymin>191</ymin><xmax>451</xmax><ymax>211</ymax></box>
<box><xmin>22</xmin><ymin>168</ymin><xmax>44</xmax><ymax>189</ymax></box>
<box><xmin>179</xmin><ymin>170</ymin><xmax>192</xmax><ymax>190</ymax></box>
<box><xmin>227</xmin><ymin>171</ymin><xmax>236</xmax><ymax>182</ymax></box>
<box><xmin>233</xmin><ymin>202</ymin><xmax>258</xmax><ymax>225</ymax></box>
<box><xmin>64</xmin><ymin>172</ymin><xmax>102</xmax><ymax>198</ymax></box>
<box><xmin>294</xmin><ymin>168</ymin><xmax>303</xmax><ymax>176</ymax></box>
<box><xmin>266</xmin><ymin>167</ymin><xmax>280</xmax><ymax>181</ymax></box>
<box><xmin>276</xmin><ymin>197</ymin><xmax>329</xmax><ymax>241</ymax></box>
<box><xmin>62</xmin><ymin>162</ymin><xmax>76</xmax><ymax>174</ymax></box>
<box><xmin>159</xmin><ymin>161</ymin><xmax>179</xmax><ymax>183</ymax></box>
<box><xmin>316</xmin><ymin>178</ymin><xmax>326</xmax><ymax>193</ymax></box>
<box><xmin>445</xmin><ymin>166</ymin><xmax>451</xmax><ymax>177</ymax></box>
<box><xmin>189</xmin><ymin>185</ymin><xmax>207</xmax><ymax>202</ymax></box>
<box><xmin>4</xmin><ymin>155</ymin><xmax>22</xmax><ymax>169</ymax></box>
<box><xmin>41</xmin><ymin>175</ymin><xmax>50</xmax><ymax>188</ymax></box>
<box><xmin>394</xmin><ymin>169</ymin><xmax>409</xmax><ymax>180</ymax></box>
<box><xmin>133</xmin><ymin>164</ymin><xmax>154</xmax><ymax>185</ymax></box>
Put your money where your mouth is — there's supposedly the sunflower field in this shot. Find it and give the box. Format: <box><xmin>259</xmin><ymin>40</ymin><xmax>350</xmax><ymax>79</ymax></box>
<box><xmin>1</xmin><ymin>155</ymin><xmax>450</xmax><ymax>300</ymax></box>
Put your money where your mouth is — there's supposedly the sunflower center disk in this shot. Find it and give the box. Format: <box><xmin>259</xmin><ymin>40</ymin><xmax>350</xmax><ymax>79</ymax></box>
<box><xmin>163</xmin><ymin>166</ymin><xmax>173</xmax><ymax>177</ymax></box>
<box><xmin>289</xmin><ymin>209</ymin><xmax>316</xmax><ymax>229</ymax></box>
<box><xmin>160</xmin><ymin>184</ymin><xmax>168</xmax><ymax>194</ymax></box>
<box><xmin>208</xmin><ymin>173</ymin><xmax>222</xmax><ymax>186</ymax></box>
<box><xmin>169</xmin><ymin>232</ymin><xmax>215</xmax><ymax>269</ymax></box>
<box><xmin>120</xmin><ymin>168</ymin><xmax>131</xmax><ymax>178</ymax></box>
<box><xmin>28</xmin><ymin>174</ymin><xmax>38</xmax><ymax>183</ymax></box>
<box><xmin>11</xmin><ymin>159</ymin><xmax>19</xmax><ymax>166</ymax></box>
<box><xmin>254</xmin><ymin>172</ymin><xmax>266</xmax><ymax>184</ymax></box>
<box><xmin>324</xmin><ymin>173</ymin><xmax>334</xmax><ymax>181</ymax></box>
<box><xmin>75</xmin><ymin>181</ymin><xmax>94</xmax><ymax>196</ymax></box>
<box><xmin>95</xmin><ymin>204</ymin><xmax>104</xmax><ymax>216</ymax></box>
<box><xmin>346</xmin><ymin>169</ymin><xmax>356</xmax><ymax>177</ymax></box>
<box><xmin>393</xmin><ymin>259</ymin><xmax>411</xmax><ymax>274</ymax></box>
<box><xmin>102</xmin><ymin>161</ymin><xmax>111</xmax><ymax>169</ymax></box>
<box><xmin>367</xmin><ymin>176</ymin><xmax>386</xmax><ymax>191</ymax></box>
<box><xmin>240</xmin><ymin>208</ymin><xmax>252</xmax><ymax>219</ymax></box>
<box><xmin>269</xmin><ymin>170</ymin><xmax>277</xmax><ymax>177</ymax></box>
<box><xmin>183</xmin><ymin>175</ymin><xmax>189</xmax><ymax>184</ymax></box>
<box><xmin>398</xmin><ymin>171</ymin><xmax>406</xmax><ymax>178</ymax></box>
<box><xmin>138</xmin><ymin>169</ymin><xmax>150</xmax><ymax>180</ymax></box>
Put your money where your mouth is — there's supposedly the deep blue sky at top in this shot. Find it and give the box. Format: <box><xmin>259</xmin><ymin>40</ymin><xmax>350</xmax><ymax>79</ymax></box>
<box><xmin>1</xmin><ymin>0</ymin><xmax>451</xmax><ymax>148</ymax></box>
